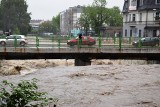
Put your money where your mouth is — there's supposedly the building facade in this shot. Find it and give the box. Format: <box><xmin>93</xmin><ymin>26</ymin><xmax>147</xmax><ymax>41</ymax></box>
<box><xmin>122</xmin><ymin>0</ymin><xmax>160</xmax><ymax>37</ymax></box>
<box><xmin>60</xmin><ymin>5</ymin><xmax>83</xmax><ymax>36</ymax></box>
<box><xmin>29</xmin><ymin>20</ymin><xmax>44</xmax><ymax>31</ymax></box>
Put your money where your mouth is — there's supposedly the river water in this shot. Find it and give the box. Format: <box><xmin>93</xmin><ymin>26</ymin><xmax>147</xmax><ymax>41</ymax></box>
<box><xmin>0</xmin><ymin>60</ymin><xmax>160</xmax><ymax>107</ymax></box>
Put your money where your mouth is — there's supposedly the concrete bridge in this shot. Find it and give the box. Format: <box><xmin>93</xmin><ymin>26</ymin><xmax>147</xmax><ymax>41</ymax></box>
<box><xmin>0</xmin><ymin>47</ymin><xmax>160</xmax><ymax>66</ymax></box>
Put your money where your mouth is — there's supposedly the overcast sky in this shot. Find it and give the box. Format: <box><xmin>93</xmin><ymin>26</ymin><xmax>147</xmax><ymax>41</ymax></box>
<box><xmin>26</xmin><ymin>0</ymin><xmax>124</xmax><ymax>20</ymax></box>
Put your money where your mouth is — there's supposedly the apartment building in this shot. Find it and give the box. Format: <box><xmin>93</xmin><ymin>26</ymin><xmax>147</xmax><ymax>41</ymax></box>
<box><xmin>122</xmin><ymin>0</ymin><xmax>160</xmax><ymax>37</ymax></box>
<box><xmin>60</xmin><ymin>5</ymin><xmax>83</xmax><ymax>36</ymax></box>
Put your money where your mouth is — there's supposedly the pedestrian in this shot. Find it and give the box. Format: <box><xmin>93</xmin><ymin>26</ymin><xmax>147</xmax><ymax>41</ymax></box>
<box><xmin>78</xmin><ymin>33</ymin><xmax>82</xmax><ymax>46</ymax></box>
<box><xmin>79</xmin><ymin>33</ymin><xmax>82</xmax><ymax>40</ymax></box>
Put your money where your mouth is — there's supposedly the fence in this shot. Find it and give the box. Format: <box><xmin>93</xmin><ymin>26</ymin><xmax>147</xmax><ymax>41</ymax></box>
<box><xmin>0</xmin><ymin>35</ymin><xmax>160</xmax><ymax>49</ymax></box>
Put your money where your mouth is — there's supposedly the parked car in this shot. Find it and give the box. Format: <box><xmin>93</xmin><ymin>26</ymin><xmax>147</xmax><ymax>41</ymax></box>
<box><xmin>67</xmin><ymin>36</ymin><xmax>96</xmax><ymax>46</ymax></box>
<box><xmin>0</xmin><ymin>35</ymin><xmax>28</xmax><ymax>46</ymax></box>
<box><xmin>132</xmin><ymin>37</ymin><xmax>159</xmax><ymax>47</ymax></box>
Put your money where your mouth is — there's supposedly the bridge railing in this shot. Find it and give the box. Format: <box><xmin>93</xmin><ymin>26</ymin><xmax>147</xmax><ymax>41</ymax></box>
<box><xmin>0</xmin><ymin>35</ymin><xmax>160</xmax><ymax>49</ymax></box>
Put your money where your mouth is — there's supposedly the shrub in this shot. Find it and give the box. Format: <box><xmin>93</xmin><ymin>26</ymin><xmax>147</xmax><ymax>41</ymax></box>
<box><xmin>0</xmin><ymin>78</ymin><xmax>58</xmax><ymax>107</ymax></box>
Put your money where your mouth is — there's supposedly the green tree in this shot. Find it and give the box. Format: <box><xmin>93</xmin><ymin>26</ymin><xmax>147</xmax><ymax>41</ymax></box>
<box><xmin>79</xmin><ymin>0</ymin><xmax>122</xmax><ymax>36</ymax></box>
<box><xmin>39</xmin><ymin>21</ymin><xmax>53</xmax><ymax>34</ymax></box>
<box><xmin>12</xmin><ymin>27</ymin><xmax>20</xmax><ymax>34</ymax></box>
<box><xmin>107</xmin><ymin>6</ymin><xmax>123</xmax><ymax>26</ymax></box>
<box><xmin>80</xmin><ymin>0</ymin><xmax>109</xmax><ymax>36</ymax></box>
<box><xmin>79</xmin><ymin>6</ymin><xmax>91</xmax><ymax>35</ymax></box>
<box><xmin>0</xmin><ymin>0</ymin><xmax>31</xmax><ymax>35</ymax></box>
<box><xmin>0</xmin><ymin>78</ymin><xmax>58</xmax><ymax>107</ymax></box>
<box><xmin>52</xmin><ymin>14</ymin><xmax>60</xmax><ymax>35</ymax></box>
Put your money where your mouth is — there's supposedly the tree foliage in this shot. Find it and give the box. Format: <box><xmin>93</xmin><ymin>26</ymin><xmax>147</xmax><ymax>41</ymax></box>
<box><xmin>52</xmin><ymin>14</ymin><xmax>60</xmax><ymax>35</ymax></box>
<box><xmin>0</xmin><ymin>0</ymin><xmax>31</xmax><ymax>35</ymax></box>
<box><xmin>0</xmin><ymin>78</ymin><xmax>58</xmax><ymax>107</ymax></box>
<box><xmin>79</xmin><ymin>7</ymin><xmax>91</xmax><ymax>35</ymax></box>
<box><xmin>79</xmin><ymin>0</ymin><xmax>123</xmax><ymax>35</ymax></box>
<box><xmin>107</xmin><ymin>6</ymin><xmax>123</xmax><ymax>26</ymax></box>
<box><xmin>39</xmin><ymin>21</ymin><xmax>53</xmax><ymax>34</ymax></box>
<box><xmin>90</xmin><ymin>0</ymin><xmax>109</xmax><ymax>35</ymax></box>
<box><xmin>37</xmin><ymin>14</ymin><xmax>60</xmax><ymax>35</ymax></box>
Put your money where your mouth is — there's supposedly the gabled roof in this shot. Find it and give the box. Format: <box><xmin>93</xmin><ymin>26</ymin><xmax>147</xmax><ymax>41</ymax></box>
<box><xmin>122</xmin><ymin>0</ymin><xmax>129</xmax><ymax>13</ymax></box>
<box><xmin>138</xmin><ymin>0</ymin><xmax>160</xmax><ymax>10</ymax></box>
<box><xmin>122</xmin><ymin>0</ymin><xmax>160</xmax><ymax>13</ymax></box>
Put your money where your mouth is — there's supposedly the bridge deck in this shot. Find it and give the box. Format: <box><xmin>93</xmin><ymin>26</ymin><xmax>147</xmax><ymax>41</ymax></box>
<box><xmin>0</xmin><ymin>47</ymin><xmax>160</xmax><ymax>60</ymax></box>
<box><xmin>0</xmin><ymin>47</ymin><xmax>160</xmax><ymax>53</ymax></box>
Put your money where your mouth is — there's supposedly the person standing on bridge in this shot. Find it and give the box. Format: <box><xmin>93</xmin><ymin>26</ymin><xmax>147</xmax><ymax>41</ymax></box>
<box><xmin>79</xmin><ymin>33</ymin><xmax>82</xmax><ymax>40</ymax></box>
<box><xmin>78</xmin><ymin>33</ymin><xmax>82</xmax><ymax>46</ymax></box>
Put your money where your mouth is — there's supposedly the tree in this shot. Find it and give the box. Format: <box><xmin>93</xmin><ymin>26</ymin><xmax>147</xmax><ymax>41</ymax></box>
<box><xmin>79</xmin><ymin>0</ymin><xmax>123</xmax><ymax>36</ymax></box>
<box><xmin>52</xmin><ymin>14</ymin><xmax>60</xmax><ymax>35</ymax></box>
<box><xmin>0</xmin><ymin>78</ymin><xmax>58</xmax><ymax>107</ymax></box>
<box><xmin>79</xmin><ymin>6</ymin><xmax>91</xmax><ymax>35</ymax></box>
<box><xmin>12</xmin><ymin>27</ymin><xmax>20</xmax><ymax>34</ymax></box>
<box><xmin>90</xmin><ymin>0</ymin><xmax>109</xmax><ymax>36</ymax></box>
<box><xmin>79</xmin><ymin>0</ymin><xmax>109</xmax><ymax>36</ymax></box>
<box><xmin>107</xmin><ymin>6</ymin><xmax>123</xmax><ymax>26</ymax></box>
<box><xmin>0</xmin><ymin>0</ymin><xmax>31</xmax><ymax>35</ymax></box>
<box><xmin>39</xmin><ymin>21</ymin><xmax>53</xmax><ymax>34</ymax></box>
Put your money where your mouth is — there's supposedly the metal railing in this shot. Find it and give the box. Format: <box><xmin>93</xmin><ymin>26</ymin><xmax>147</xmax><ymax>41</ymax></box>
<box><xmin>0</xmin><ymin>35</ymin><xmax>160</xmax><ymax>49</ymax></box>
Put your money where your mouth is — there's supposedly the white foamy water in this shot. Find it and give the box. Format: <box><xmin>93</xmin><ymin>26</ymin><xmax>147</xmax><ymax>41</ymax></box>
<box><xmin>0</xmin><ymin>59</ymin><xmax>158</xmax><ymax>75</ymax></box>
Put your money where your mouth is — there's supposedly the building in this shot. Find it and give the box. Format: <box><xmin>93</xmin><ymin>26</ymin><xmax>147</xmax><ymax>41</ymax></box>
<box><xmin>122</xmin><ymin>0</ymin><xmax>160</xmax><ymax>37</ymax></box>
<box><xmin>60</xmin><ymin>5</ymin><xmax>83</xmax><ymax>36</ymax></box>
<box><xmin>29</xmin><ymin>20</ymin><xmax>44</xmax><ymax>31</ymax></box>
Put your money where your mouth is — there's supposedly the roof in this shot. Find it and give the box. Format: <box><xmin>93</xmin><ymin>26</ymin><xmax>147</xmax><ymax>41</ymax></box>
<box><xmin>122</xmin><ymin>0</ymin><xmax>160</xmax><ymax>13</ymax></box>
<box><xmin>30</xmin><ymin>20</ymin><xmax>44</xmax><ymax>24</ymax></box>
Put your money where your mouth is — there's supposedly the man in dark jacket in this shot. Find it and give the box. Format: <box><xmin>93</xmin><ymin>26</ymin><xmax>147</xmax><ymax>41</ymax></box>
<box><xmin>78</xmin><ymin>33</ymin><xmax>82</xmax><ymax>46</ymax></box>
<box><xmin>79</xmin><ymin>33</ymin><xmax>82</xmax><ymax>40</ymax></box>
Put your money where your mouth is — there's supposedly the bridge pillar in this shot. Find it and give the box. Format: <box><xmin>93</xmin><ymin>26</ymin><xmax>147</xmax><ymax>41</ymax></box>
<box><xmin>75</xmin><ymin>58</ymin><xmax>91</xmax><ymax>66</ymax></box>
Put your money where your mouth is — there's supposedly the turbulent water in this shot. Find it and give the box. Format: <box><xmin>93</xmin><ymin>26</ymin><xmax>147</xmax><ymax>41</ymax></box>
<box><xmin>0</xmin><ymin>60</ymin><xmax>160</xmax><ymax>107</ymax></box>
<box><xmin>0</xmin><ymin>59</ymin><xmax>151</xmax><ymax>75</ymax></box>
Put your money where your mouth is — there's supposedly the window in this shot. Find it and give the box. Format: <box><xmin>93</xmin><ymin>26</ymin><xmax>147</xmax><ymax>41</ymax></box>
<box><xmin>126</xmin><ymin>15</ymin><xmax>128</xmax><ymax>22</ymax></box>
<box><xmin>130</xmin><ymin>30</ymin><xmax>132</xmax><ymax>37</ymax></box>
<box><xmin>139</xmin><ymin>30</ymin><xmax>141</xmax><ymax>37</ymax></box>
<box><xmin>139</xmin><ymin>13</ymin><xmax>142</xmax><ymax>21</ymax></box>
<box><xmin>132</xmin><ymin>14</ymin><xmax>136</xmax><ymax>21</ymax></box>
<box><xmin>125</xmin><ymin>29</ymin><xmax>127</xmax><ymax>37</ymax></box>
<box><xmin>155</xmin><ymin>12</ymin><xmax>160</xmax><ymax>20</ymax></box>
<box><xmin>140</xmin><ymin>0</ymin><xmax>143</xmax><ymax>6</ymax></box>
<box><xmin>6</xmin><ymin>36</ymin><xmax>14</xmax><ymax>39</ymax></box>
<box><xmin>156</xmin><ymin>0</ymin><xmax>160</xmax><ymax>4</ymax></box>
<box><xmin>129</xmin><ymin>14</ymin><xmax>131</xmax><ymax>22</ymax></box>
<box><xmin>131</xmin><ymin>0</ymin><xmax>137</xmax><ymax>6</ymax></box>
<box><xmin>15</xmin><ymin>36</ymin><xmax>21</xmax><ymax>39</ymax></box>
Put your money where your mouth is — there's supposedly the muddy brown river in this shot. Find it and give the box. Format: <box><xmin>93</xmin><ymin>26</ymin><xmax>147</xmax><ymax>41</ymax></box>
<box><xmin>0</xmin><ymin>60</ymin><xmax>160</xmax><ymax>107</ymax></box>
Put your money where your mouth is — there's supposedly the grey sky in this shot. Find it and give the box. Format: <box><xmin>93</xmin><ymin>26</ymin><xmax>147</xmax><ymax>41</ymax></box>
<box><xmin>26</xmin><ymin>0</ymin><xmax>124</xmax><ymax>20</ymax></box>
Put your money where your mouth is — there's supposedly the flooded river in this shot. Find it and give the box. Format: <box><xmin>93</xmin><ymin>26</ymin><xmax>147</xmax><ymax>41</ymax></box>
<box><xmin>0</xmin><ymin>60</ymin><xmax>160</xmax><ymax>107</ymax></box>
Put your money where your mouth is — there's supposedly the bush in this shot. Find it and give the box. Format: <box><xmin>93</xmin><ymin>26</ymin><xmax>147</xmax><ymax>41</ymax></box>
<box><xmin>0</xmin><ymin>78</ymin><xmax>58</xmax><ymax>107</ymax></box>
